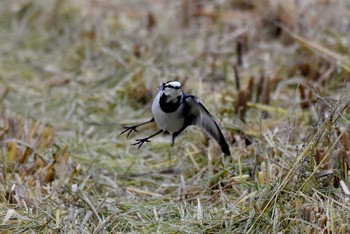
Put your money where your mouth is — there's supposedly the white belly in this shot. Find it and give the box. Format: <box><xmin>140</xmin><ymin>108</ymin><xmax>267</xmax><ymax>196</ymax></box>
<box><xmin>152</xmin><ymin>93</ymin><xmax>185</xmax><ymax>133</ymax></box>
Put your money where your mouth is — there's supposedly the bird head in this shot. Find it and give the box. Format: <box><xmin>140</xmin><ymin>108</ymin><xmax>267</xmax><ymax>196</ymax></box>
<box><xmin>158</xmin><ymin>81</ymin><xmax>182</xmax><ymax>103</ymax></box>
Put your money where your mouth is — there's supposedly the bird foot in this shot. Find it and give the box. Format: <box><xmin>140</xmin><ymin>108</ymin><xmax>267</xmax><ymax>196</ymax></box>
<box><xmin>133</xmin><ymin>138</ymin><xmax>151</xmax><ymax>149</ymax></box>
<box><xmin>120</xmin><ymin>126</ymin><xmax>139</xmax><ymax>137</ymax></box>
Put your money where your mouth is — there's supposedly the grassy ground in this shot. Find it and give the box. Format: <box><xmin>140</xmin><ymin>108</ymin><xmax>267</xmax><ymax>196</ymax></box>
<box><xmin>1</xmin><ymin>0</ymin><xmax>350</xmax><ymax>233</ymax></box>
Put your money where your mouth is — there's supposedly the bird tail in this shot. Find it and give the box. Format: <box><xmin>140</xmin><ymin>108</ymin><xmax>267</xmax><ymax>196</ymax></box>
<box><xmin>220</xmin><ymin>141</ymin><xmax>231</xmax><ymax>156</ymax></box>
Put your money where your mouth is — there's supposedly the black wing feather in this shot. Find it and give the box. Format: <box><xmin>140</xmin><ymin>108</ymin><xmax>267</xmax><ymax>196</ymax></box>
<box><xmin>184</xmin><ymin>95</ymin><xmax>231</xmax><ymax>156</ymax></box>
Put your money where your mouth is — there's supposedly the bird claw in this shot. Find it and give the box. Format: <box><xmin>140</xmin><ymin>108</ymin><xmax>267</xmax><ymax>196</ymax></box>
<box><xmin>133</xmin><ymin>138</ymin><xmax>151</xmax><ymax>149</ymax></box>
<box><xmin>120</xmin><ymin>126</ymin><xmax>139</xmax><ymax>137</ymax></box>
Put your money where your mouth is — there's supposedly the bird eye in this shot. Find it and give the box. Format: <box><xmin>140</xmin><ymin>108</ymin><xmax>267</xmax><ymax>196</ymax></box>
<box><xmin>157</xmin><ymin>83</ymin><xmax>164</xmax><ymax>90</ymax></box>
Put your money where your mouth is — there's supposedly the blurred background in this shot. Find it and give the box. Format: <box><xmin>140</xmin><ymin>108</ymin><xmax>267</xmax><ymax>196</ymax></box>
<box><xmin>0</xmin><ymin>0</ymin><xmax>350</xmax><ymax>232</ymax></box>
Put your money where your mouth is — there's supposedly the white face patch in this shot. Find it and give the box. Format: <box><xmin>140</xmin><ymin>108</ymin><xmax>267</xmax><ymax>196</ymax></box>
<box><xmin>161</xmin><ymin>81</ymin><xmax>182</xmax><ymax>102</ymax></box>
<box><xmin>165</xmin><ymin>81</ymin><xmax>181</xmax><ymax>89</ymax></box>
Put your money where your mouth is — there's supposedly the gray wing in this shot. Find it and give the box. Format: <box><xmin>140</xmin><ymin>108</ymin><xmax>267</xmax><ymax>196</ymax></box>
<box><xmin>185</xmin><ymin>95</ymin><xmax>231</xmax><ymax>156</ymax></box>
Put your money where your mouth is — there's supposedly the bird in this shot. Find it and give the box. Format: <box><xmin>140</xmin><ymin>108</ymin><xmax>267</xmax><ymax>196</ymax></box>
<box><xmin>120</xmin><ymin>81</ymin><xmax>231</xmax><ymax>156</ymax></box>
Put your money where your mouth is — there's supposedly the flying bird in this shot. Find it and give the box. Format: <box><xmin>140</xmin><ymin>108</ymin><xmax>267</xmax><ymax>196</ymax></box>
<box><xmin>121</xmin><ymin>81</ymin><xmax>231</xmax><ymax>156</ymax></box>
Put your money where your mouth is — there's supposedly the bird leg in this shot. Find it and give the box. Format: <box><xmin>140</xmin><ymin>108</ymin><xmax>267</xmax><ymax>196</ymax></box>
<box><xmin>171</xmin><ymin>134</ymin><xmax>177</xmax><ymax>146</ymax></box>
<box><xmin>171</xmin><ymin>131</ymin><xmax>182</xmax><ymax>146</ymax></box>
<box><xmin>120</xmin><ymin>118</ymin><xmax>154</xmax><ymax>137</ymax></box>
<box><xmin>133</xmin><ymin>130</ymin><xmax>163</xmax><ymax>149</ymax></box>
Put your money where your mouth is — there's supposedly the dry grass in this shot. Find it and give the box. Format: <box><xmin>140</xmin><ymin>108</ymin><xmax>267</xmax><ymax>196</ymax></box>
<box><xmin>1</xmin><ymin>0</ymin><xmax>350</xmax><ymax>233</ymax></box>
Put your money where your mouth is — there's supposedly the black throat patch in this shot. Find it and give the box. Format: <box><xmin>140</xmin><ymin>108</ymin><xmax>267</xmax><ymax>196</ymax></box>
<box><xmin>159</xmin><ymin>93</ymin><xmax>182</xmax><ymax>113</ymax></box>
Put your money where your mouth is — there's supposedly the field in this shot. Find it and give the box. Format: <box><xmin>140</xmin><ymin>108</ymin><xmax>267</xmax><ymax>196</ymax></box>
<box><xmin>1</xmin><ymin>0</ymin><xmax>350</xmax><ymax>233</ymax></box>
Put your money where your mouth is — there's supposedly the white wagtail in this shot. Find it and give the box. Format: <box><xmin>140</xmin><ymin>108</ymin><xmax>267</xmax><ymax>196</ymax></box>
<box><xmin>121</xmin><ymin>81</ymin><xmax>231</xmax><ymax>156</ymax></box>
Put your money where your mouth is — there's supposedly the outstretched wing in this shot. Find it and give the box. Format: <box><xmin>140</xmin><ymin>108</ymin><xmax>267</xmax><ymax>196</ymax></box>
<box><xmin>185</xmin><ymin>95</ymin><xmax>231</xmax><ymax>156</ymax></box>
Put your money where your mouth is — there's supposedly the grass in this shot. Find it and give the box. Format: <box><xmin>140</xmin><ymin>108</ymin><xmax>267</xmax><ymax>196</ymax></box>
<box><xmin>1</xmin><ymin>0</ymin><xmax>350</xmax><ymax>233</ymax></box>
